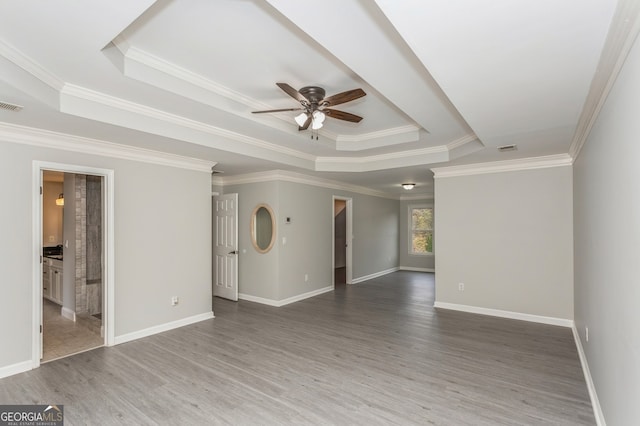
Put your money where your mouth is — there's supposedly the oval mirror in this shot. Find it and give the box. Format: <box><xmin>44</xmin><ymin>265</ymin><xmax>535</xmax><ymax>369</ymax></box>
<box><xmin>251</xmin><ymin>204</ymin><xmax>276</xmax><ymax>253</ymax></box>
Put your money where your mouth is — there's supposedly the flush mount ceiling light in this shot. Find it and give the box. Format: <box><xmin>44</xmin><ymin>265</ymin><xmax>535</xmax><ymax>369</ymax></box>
<box><xmin>56</xmin><ymin>193</ymin><xmax>64</xmax><ymax>206</ymax></box>
<box><xmin>402</xmin><ymin>183</ymin><xmax>416</xmax><ymax>190</ymax></box>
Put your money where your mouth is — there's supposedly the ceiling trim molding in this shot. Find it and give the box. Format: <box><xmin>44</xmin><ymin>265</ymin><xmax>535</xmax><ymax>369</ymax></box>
<box><xmin>431</xmin><ymin>154</ymin><xmax>572</xmax><ymax>178</ymax></box>
<box><xmin>0</xmin><ymin>39</ymin><xmax>64</xmax><ymax>91</ymax></box>
<box><xmin>0</xmin><ymin>122</ymin><xmax>216</xmax><ymax>172</ymax></box>
<box><xmin>336</xmin><ymin>125</ymin><xmax>420</xmax><ymax>142</ymax></box>
<box><xmin>568</xmin><ymin>0</ymin><xmax>640</xmax><ymax>161</ymax></box>
<box><xmin>114</xmin><ymin>39</ymin><xmax>424</xmax><ymax>147</ymax></box>
<box><xmin>447</xmin><ymin>134</ymin><xmax>479</xmax><ymax>150</ymax></box>
<box><xmin>334</xmin><ymin>125</ymin><xmax>421</xmax><ymax>151</ymax></box>
<box><xmin>220</xmin><ymin>169</ymin><xmax>397</xmax><ymax>199</ymax></box>
<box><xmin>121</xmin><ymin>40</ymin><xmax>265</xmax><ymax>110</ymax></box>
<box><xmin>60</xmin><ymin>84</ymin><xmax>317</xmax><ymax>164</ymax></box>
<box><xmin>60</xmin><ymin>84</ymin><xmax>478</xmax><ymax>173</ymax></box>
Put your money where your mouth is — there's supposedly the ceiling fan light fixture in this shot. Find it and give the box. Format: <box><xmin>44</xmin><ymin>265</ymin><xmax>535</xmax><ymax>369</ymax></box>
<box><xmin>312</xmin><ymin>110</ymin><xmax>326</xmax><ymax>123</ymax></box>
<box><xmin>294</xmin><ymin>112</ymin><xmax>308</xmax><ymax>127</ymax></box>
<box><xmin>402</xmin><ymin>183</ymin><xmax>416</xmax><ymax>190</ymax></box>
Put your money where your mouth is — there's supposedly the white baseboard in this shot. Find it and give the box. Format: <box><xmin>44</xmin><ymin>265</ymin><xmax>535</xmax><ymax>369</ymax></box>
<box><xmin>433</xmin><ymin>301</ymin><xmax>574</xmax><ymax>327</ymax></box>
<box><xmin>572</xmin><ymin>326</ymin><xmax>606</xmax><ymax>426</ymax></box>
<box><xmin>351</xmin><ymin>267</ymin><xmax>399</xmax><ymax>284</ymax></box>
<box><xmin>61</xmin><ymin>306</ymin><xmax>76</xmax><ymax>321</ymax></box>
<box><xmin>399</xmin><ymin>267</ymin><xmax>435</xmax><ymax>273</ymax></box>
<box><xmin>0</xmin><ymin>360</ymin><xmax>32</xmax><ymax>379</ymax></box>
<box><xmin>113</xmin><ymin>311</ymin><xmax>214</xmax><ymax>345</ymax></box>
<box><xmin>239</xmin><ymin>285</ymin><xmax>334</xmax><ymax>307</ymax></box>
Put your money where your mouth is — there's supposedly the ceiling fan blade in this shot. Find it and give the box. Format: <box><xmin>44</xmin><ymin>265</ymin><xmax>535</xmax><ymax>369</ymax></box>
<box><xmin>252</xmin><ymin>108</ymin><xmax>303</xmax><ymax>114</ymax></box>
<box><xmin>322</xmin><ymin>88</ymin><xmax>366</xmax><ymax>107</ymax></box>
<box><xmin>276</xmin><ymin>82</ymin><xmax>306</xmax><ymax>103</ymax></box>
<box><xmin>324</xmin><ymin>108</ymin><xmax>363</xmax><ymax>123</ymax></box>
<box><xmin>298</xmin><ymin>115</ymin><xmax>312</xmax><ymax>131</ymax></box>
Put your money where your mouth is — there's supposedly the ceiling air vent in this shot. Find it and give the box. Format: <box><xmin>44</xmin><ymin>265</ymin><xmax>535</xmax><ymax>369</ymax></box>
<box><xmin>0</xmin><ymin>101</ymin><xmax>23</xmax><ymax>112</ymax></box>
<box><xmin>497</xmin><ymin>144</ymin><xmax>517</xmax><ymax>152</ymax></box>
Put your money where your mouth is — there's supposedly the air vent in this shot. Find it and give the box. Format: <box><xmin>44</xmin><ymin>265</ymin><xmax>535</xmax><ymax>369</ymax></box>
<box><xmin>0</xmin><ymin>101</ymin><xmax>23</xmax><ymax>112</ymax></box>
<box><xmin>497</xmin><ymin>144</ymin><xmax>517</xmax><ymax>152</ymax></box>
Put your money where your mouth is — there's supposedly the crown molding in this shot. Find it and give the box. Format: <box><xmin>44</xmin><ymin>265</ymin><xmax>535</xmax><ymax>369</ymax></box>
<box><xmin>0</xmin><ymin>122</ymin><xmax>216</xmax><ymax>172</ymax></box>
<box><xmin>447</xmin><ymin>134</ymin><xmax>479</xmax><ymax>150</ymax></box>
<box><xmin>336</xmin><ymin>125</ymin><xmax>420</xmax><ymax>143</ymax></box>
<box><xmin>0</xmin><ymin>39</ymin><xmax>64</xmax><ymax>91</ymax></box>
<box><xmin>60</xmin><ymin>84</ymin><xmax>482</xmax><ymax>173</ymax></box>
<box><xmin>316</xmin><ymin>143</ymin><xmax>451</xmax><ymax>172</ymax></box>
<box><xmin>114</xmin><ymin>38</ymin><xmax>425</xmax><ymax>147</ymax></box>
<box><xmin>220</xmin><ymin>169</ymin><xmax>397</xmax><ymax>199</ymax></box>
<box><xmin>432</xmin><ymin>154</ymin><xmax>572</xmax><ymax>178</ymax></box>
<box><xmin>60</xmin><ymin>83</ymin><xmax>317</xmax><ymax>164</ymax></box>
<box><xmin>334</xmin><ymin>125</ymin><xmax>420</xmax><ymax>151</ymax></box>
<box><xmin>123</xmin><ymin>42</ymin><xmax>265</xmax><ymax>110</ymax></box>
<box><xmin>569</xmin><ymin>0</ymin><xmax>640</xmax><ymax>161</ymax></box>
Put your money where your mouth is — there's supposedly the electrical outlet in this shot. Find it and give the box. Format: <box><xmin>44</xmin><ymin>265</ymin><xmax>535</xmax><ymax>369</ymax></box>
<box><xmin>585</xmin><ymin>327</ymin><xmax>589</xmax><ymax>342</ymax></box>
<box><xmin>171</xmin><ymin>296</ymin><xmax>179</xmax><ymax>306</ymax></box>
<box><xmin>458</xmin><ymin>283</ymin><xmax>464</xmax><ymax>291</ymax></box>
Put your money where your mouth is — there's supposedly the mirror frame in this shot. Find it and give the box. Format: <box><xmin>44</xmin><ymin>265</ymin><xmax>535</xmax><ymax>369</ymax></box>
<box><xmin>250</xmin><ymin>203</ymin><xmax>276</xmax><ymax>253</ymax></box>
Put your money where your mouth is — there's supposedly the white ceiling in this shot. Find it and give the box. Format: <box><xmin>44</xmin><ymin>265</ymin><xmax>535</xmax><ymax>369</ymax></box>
<box><xmin>0</xmin><ymin>0</ymin><xmax>623</xmax><ymax>196</ymax></box>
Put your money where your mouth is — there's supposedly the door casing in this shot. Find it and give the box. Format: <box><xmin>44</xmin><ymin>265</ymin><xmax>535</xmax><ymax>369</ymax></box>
<box><xmin>32</xmin><ymin>161</ymin><xmax>115</xmax><ymax>368</ymax></box>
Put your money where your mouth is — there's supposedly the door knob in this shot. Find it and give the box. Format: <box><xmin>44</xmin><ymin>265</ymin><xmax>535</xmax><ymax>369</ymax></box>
<box><xmin>228</xmin><ymin>250</ymin><xmax>238</xmax><ymax>255</ymax></box>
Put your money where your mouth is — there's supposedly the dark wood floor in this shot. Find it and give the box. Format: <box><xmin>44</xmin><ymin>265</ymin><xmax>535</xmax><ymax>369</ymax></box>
<box><xmin>0</xmin><ymin>272</ymin><xmax>594</xmax><ymax>425</ymax></box>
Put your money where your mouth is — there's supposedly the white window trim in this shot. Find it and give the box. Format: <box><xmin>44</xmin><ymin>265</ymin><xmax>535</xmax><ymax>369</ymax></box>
<box><xmin>408</xmin><ymin>203</ymin><xmax>434</xmax><ymax>256</ymax></box>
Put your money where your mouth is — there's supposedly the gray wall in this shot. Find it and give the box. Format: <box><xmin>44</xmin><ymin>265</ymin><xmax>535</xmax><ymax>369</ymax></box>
<box><xmin>0</xmin><ymin>140</ymin><xmax>212</xmax><ymax>371</ymax></box>
<box><xmin>224</xmin><ymin>181</ymin><xmax>279</xmax><ymax>300</ymax></box>
<box><xmin>225</xmin><ymin>180</ymin><xmax>399</xmax><ymax>302</ymax></box>
<box><xmin>434</xmin><ymin>166</ymin><xmax>573</xmax><ymax>319</ymax></box>
<box><xmin>573</xmin><ymin>28</ymin><xmax>640</xmax><ymax>424</ymax></box>
<box><xmin>399</xmin><ymin>198</ymin><xmax>435</xmax><ymax>270</ymax></box>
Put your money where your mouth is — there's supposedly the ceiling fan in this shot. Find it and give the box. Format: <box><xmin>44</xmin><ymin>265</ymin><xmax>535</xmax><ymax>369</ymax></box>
<box><xmin>252</xmin><ymin>83</ymin><xmax>366</xmax><ymax>131</ymax></box>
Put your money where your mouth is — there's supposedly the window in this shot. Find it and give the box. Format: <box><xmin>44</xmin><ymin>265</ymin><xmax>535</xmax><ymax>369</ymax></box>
<box><xmin>410</xmin><ymin>205</ymin><xmax>433</xmax><ymax>255</ymax></box>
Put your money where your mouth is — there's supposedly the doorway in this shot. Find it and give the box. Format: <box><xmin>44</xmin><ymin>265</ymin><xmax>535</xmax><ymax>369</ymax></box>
<box><xmin>41</xmin><ymin>172</ymin><xmax>104</xmax><ymax>362</ymax></box>
<box><xmin>33</xmin><ymin>162</ymin><xmax>115</xmax><ymax>368</ymax></box>
<box><xmin>333</xmin><ymin>196</ymin><xmax>352</xmax><ymax>286</ymax></box>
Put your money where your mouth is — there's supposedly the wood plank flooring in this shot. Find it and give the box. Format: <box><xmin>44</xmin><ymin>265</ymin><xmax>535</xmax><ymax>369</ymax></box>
<box><xmin>0</xmin><ymin>272</ymin><xmax>594</xmax><ymax>425</ymax></box>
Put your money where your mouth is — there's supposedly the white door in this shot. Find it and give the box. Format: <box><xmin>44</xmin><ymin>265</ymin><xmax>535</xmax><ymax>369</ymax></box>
<box><xmin>213</xmin><ymin>193</ymin><xmax>239</xmax><ymax>301</ymax></box>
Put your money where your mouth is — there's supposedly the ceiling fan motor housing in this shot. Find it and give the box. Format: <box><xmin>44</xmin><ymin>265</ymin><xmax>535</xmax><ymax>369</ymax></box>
<box><xmin>299</xmin><ymin>86</ymin><xmax>326</xmax><ymax>107</ymax></box>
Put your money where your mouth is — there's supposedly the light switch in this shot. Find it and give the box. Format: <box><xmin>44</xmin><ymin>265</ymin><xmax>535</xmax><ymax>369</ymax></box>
<box><xmin>282</xmin><ymin>237</ymin><xmax>287</xmax><ymax>245</ymax></box>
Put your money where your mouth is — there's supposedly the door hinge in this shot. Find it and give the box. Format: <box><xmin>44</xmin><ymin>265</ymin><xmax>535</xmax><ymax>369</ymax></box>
<box><xmin>40</xmin><ymin>186</ymin><xmax>43</xmax><ymax>195</ymax></box>
<box><xmin>40</xmin><ymin>255</ymin><xmax>42</xmax><ymax>264</ymax></box>
<box><xmin>40</xmin><ymin>325</ymin><xmax>42</xmax><ymax>333</ymax></box>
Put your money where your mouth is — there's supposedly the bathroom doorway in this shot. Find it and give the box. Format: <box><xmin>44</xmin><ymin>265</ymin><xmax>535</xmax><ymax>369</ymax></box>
<box><xmin>33</xmin><ymin>162</ymin><xmax>115</xmax><ymax>367</ymax></box>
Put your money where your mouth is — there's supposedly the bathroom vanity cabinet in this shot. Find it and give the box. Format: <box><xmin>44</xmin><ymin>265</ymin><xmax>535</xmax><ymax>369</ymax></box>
<box><xmin>43</xmin><ymin>258</ymin><xmax>63</xmax><ymax>305</ymax></box>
